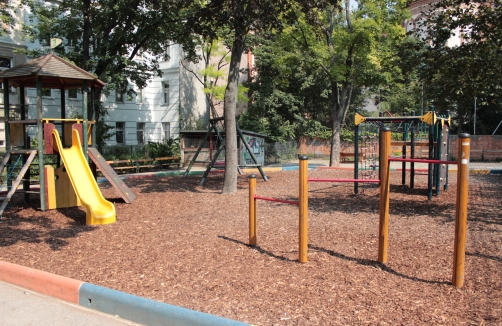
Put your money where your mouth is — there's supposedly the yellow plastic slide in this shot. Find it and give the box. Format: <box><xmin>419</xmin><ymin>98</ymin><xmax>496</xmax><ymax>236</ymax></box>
<box><xmin>52</xmin><ymin>129</ymin><xmax>116</xmax><ymax>225</ymax></box>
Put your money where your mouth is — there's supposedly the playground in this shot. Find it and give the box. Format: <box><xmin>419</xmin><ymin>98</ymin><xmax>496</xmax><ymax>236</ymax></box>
<box><xmin>0</xmin><ymin>167</ymin><xmax>501</xmax><ymax>325</ymax></box>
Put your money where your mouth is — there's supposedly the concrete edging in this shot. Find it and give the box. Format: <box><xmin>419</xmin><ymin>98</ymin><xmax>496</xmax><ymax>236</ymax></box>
<box><xmin>80</xmin><ymin>283</ymin><xmax>249</xmax><ymax>326</ymax></box>
<box><xmin>0</xmin><ymin>261</ymin><xmax>82</xmax><ymax>304</ymax></box>
<box><xmin>0</xmin><ymin>260</ymin><xmax>250</xmax><ymax>326</ymax></box>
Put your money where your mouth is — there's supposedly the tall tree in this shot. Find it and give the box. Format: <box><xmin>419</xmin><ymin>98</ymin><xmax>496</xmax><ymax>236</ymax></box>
<box><xmin>191</xmin><ymin>0</ymin><xmax>340</xmax><ymax>193</ymax></box>
<box><xmin>0</xmin><ymin>0</ymin><xmax>14</xmax><ymax>37</ymax></box>
<box><xmin>319</xmin><ymin>0</ymin><xmax>408</xmax><ymax>166</ymax></box>
<box><xmin>245</xmin><ymin>0</ymin><xmax>408</xmax><ymax>166</ymax></box>
<box><xmin>241</xmin><ymin>32</ymin><xmax>333</xmax><ymax>143</ymax></box>
<box><xmin>21</xmin><ymin>0</ymin><xmax>196</xmax><ymax>134</ymax></box>
<box><xmin>413</xmin><ymin>0</ymin><xmax>502</xmax><ymax>133</ymax></box>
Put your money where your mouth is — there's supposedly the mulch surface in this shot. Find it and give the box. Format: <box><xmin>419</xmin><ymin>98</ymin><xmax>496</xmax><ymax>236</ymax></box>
<box><xmin>1</xmin><ymin>169</ymin><xmax>501</xmax><ymax>325</ymax></box>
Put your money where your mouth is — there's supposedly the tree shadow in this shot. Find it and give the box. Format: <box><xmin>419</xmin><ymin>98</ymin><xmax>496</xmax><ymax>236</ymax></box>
<box><xmin>308</xmin><ymin>244</ymin><xmax>450</xmax><ymax>285</ymax></box>
<box><xmin>218</xmin><ymin>235</ymin><xmax>296</xmax><ymax>262</ymax></box>
<box><xmin>217</xmin><ymin>236</ymin><xmax>450</xmax><ymax>285</ymax></box>
<box><xmin>0</xmin><ymin>198</ymin><xmax>97</xmax><ymax>251</ymax></box>
<box><xmin>466</xmin><ymin>251</ymin><xmax>502</xmax><ymax>263</ymax></box>
<box><xmin>122</xmin><ymin>173</ymin><xmax>253</xmax><ymax>195</ymax></box>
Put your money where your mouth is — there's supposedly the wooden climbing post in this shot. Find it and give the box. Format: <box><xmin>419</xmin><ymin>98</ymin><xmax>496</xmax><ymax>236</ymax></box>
<box><xmin>378</xmin><ymin>127</ymin><xmax>391</xmax><ymax>263</ymax></box>
<box><xmin>452</xmin><ymin>133</ymin><xmax>470</xmax><ymax>287</ymax></box>
<box><xmin>299</xmin><ymin>156</ymin><xmax>309</xmax><ymax>263</ymax></box>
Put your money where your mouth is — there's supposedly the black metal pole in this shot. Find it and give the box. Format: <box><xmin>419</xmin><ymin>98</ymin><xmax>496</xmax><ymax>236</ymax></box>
<box><xmin>427</xmin><ymin>106</ymin><xmax>434</xmax><ymax>200</ymax></box>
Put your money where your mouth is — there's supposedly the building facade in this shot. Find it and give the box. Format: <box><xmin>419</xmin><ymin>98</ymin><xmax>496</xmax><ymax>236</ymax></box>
<box><xmin>0</xmin><ymin>0</ymin><xmax>253</xmax><ymax>151</ymax></box>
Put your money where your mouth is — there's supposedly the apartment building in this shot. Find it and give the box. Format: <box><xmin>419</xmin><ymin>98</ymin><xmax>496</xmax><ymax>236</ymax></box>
<box><xmin>0</xmin><ymin>0</ymin><xmax>253</xmax><ymax>150</ymax></box>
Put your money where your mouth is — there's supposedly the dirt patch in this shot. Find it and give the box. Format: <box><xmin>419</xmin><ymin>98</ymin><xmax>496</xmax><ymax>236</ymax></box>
<box><xmin>1</xmin><ymin>169</ymin><xmax>501</xmax><ymax>325</ymax></box>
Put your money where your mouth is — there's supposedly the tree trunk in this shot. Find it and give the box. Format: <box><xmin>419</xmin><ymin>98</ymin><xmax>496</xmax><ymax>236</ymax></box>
<box><xmin>329</xmin><ymin>81</ymin><xmax>340</xmax><ymax>166</ymax></box>
<box><xmin>222</xmin><ymin>35</ymin><xmax>245</xmax><ymax>194</ymax></box>
<box><xmin>82</xmin><ymin>0</ymin><xmax>90</xmax><ymax>70</ymax></box>
<box><xmin>330</xmin><ymin>116</ymin><xmax>342</xmax><ymax>166</ymax></box>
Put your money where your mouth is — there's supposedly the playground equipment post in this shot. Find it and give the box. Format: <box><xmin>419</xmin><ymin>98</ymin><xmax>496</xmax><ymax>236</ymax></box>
<box><xmin>453</xmin><ymin>133</ymin><xmax>470</xmax><ymax>287</ymax></box>
<box><xmin>299</xmin><ymin>156</ymin><xmax>309</xmax><ymax>263</ymax></box>
<box><xmin>378</xmin><ymin>127</ymin><xmax>391</xmax><ymax>263</ymax></box>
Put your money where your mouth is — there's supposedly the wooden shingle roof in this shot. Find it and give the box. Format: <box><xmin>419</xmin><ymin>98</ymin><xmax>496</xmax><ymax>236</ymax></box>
<box><xmin>0</xmin><ymin>53</ymin><xmax>105</xmax><ymax>89</ymax></box>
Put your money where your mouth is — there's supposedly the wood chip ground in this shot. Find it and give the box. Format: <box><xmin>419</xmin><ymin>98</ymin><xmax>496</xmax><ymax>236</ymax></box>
<box><xmin>1</xmin><ymin>170</ymin><xmax>501</xmax><ymax>325</ymax></box>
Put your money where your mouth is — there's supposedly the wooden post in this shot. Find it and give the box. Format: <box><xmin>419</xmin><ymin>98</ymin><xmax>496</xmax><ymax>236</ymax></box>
<box><xmin>82</xmin><ymin>81</ymin><xmax>88</xmax><ymax>162</ymax></box>
<box><xmin>91</xmin><ymin>85</ymin><xmax>96</xmax><ymax>148</ymax></box>
<box><xmin>3</xmin><ymin>79</ymin><xmax>9</xmax><ymax>150</ymax></box>
<box><xmin>20</xmin><ymin>85</ymin><xmax>30</xmax><ymax>203</ymax></box>
<box><xmin>452</xmin><ymin>133</ymin><xmax>470</xmax><ymax>287</ymax></box>
<box><xmin>60</xmin><ymin>87</ymin><xmax>65</xmax><ymax>147</ymax></box>
<box><xmin>299</xmin><ymin>155</ymin><xmax>309</xmax><ymax>263</ymax></box>
<box><xmin>248</xmin><ymin>174</ymin><xmax>257</xmax><ymax>246</ymax></box>
<box><xmin>36</xmin><ymin>77</ymin><xmax>46</xmax><ymax>211</ymax></box>
<box><xmin>378</xmin><ymin>127</ymin><xmax>391</xmax><ymax>263</ymax></box>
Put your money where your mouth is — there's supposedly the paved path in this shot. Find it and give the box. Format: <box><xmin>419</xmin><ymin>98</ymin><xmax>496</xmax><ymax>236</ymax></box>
<box><xmin>0</xmin><ymin>281</ymin><xmax>140</xmax><ymax>326</ymax></box>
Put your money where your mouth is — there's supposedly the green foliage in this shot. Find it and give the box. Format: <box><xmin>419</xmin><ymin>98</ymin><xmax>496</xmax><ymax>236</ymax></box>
<box><xmin>189</xmin><ymin>0</ymin><xmax>341</xmax><ymax>191</ymax></box>
<box><xmin>297</xmin><ymin>119</ymin><xmax>332</xmax><ymax>140</ymax></box>
<box><xmin>340</xmin><ymin>127</ymin><xmax>354</xmax><ymax>143</ymax></box>
<box><xmin>0</xmin><ymin>1</ymin><xmax>14</xmax><ymax>37</ymax></box>
<box><xmin>102</xmin><ymin>145</ymin><xmax>133</xmax><ymax>161</ymax></box>
<box><xmin>180</xmin><ymin>108</ymin><xmax>208</xmax><ymax>130</ymax></box>
<box><xmin>145</xmin><ymin>138</ymin><xmax>180</xmax><ymax>158</ymax></box>
<box><xmin>245</xmin><ymin>0</ymin><xmax>409</xmax><ymax>156</ymax></box>
<box><xmin>412</xmin><ymin>0</ymin><xmax>502</xmax><ymax>133</ymax></box>
<box><xmin>20</xmin><ymin>0</ymin><xmax>198</xmax><ymax>133</ymax></box>
<box><xmin>95</xmin><ymin>117</ymin><xmax>114</xmax><ymax>153</ymax></box>
<box><xmin>21</xmin><ymin>0</ymin><xmax>196</xmax><ymax>90</ymax></box>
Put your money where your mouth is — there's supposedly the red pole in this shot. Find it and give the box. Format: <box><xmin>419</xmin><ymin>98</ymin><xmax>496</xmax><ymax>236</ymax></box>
<box><xmin>452</xmin><ymin>133</ymin><xmax>470</xmax><ymax>287</ymax></box>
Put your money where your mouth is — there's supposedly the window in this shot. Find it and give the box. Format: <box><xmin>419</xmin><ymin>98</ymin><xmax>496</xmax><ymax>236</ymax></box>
<box><xmin>116</xmin><ymin>122</ymin><xmax>124</xmax><ymax>144</ymax></box>
<box><xmin>162</xmin><ymin>82</ymin><xmax>169</xmax><ymax>105</ymax></box>
<box><xmin>116</xmin><ymin>90</ymin><xmax>124</xmax><ymax>103</ymax></box>
<box><xmin>68</xmin><ymin>89</ymin><xmax>78</xmax><ymax>99</ymax></box>
<box><xmin>165</xmin><ymin>43</ymin><xmax>172</xmax><ymax>61</ymax></box>
<box><xmin>42</xmin><ymin>88</ymin><xmax>52</xmax><ymax>97</ymax></box>
<box><xmin>66</xmin><ymin>38</ymin><xmax>77</xmax><ymax>51</ymax></box>
<box><xmin>0</xmin><ymin>57</ymin><xmax>11</xmax><ymax>70</ymax></box>
<box><xmin>136</xmin><ymin>88</ymin><xmax>143</xmax><ymax>104</ymax></box>
<box><xmin>162</xmin><ymin>122</ymin><xmax>170</xmax><ymax>140</ymax></box>
<box><xmin>0</xmin><ymin>83</ymin><xmax>16</xmax><ymax>94</ymax></box>
<box><xmin>137</xmin><ymin>123</ymin><xmax>145</xmax><ymax>144</ymax></box>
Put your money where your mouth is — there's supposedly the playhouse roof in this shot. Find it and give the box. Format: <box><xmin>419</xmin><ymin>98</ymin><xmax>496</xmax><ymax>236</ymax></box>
<box><xmin>0</xmin><ymin>53</ymin><xmax>105</xmax><ymax>89</ymax></box>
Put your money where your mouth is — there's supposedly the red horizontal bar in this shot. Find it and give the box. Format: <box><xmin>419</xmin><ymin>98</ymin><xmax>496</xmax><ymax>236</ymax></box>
<box><xmin>308</xmin><ymin>178</ymin><xmax>380</xmax><ymax>183</ymax></box>
<box><xmin>388</xmin><ymin>157</ymin><xmax>458</xmax><ymax>165</ymax></box>
<box><xmin>254</xmin><ymin>195</ymin><xmax>299</xmax><ymax>206</ymax></box>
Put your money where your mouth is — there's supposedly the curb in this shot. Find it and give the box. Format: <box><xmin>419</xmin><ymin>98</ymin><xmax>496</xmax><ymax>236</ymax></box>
<box><xmin>0</xmin><ymin>260</ymin><xmax>250</xmax><ymax>326</ymax></box>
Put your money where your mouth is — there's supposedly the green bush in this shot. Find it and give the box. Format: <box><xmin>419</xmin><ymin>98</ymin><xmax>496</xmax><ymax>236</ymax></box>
<box><xmin>145</xmin><ymin>138</ymin><xmax>180</xmax><ymax>158</ymax></box>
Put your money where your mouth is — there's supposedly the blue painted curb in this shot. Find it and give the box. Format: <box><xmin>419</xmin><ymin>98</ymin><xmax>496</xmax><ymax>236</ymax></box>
<box><xmin>79</xmin><ymin>283</ymin><xmax>250</xmax><ymax>326</ymax></box>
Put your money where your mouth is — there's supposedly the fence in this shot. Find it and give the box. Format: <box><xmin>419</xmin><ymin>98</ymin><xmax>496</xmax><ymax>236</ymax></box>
<box><xmin>450</xmin><ymin>135</ymin><xmax>502</xmax><ymax>161</ymax></box>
